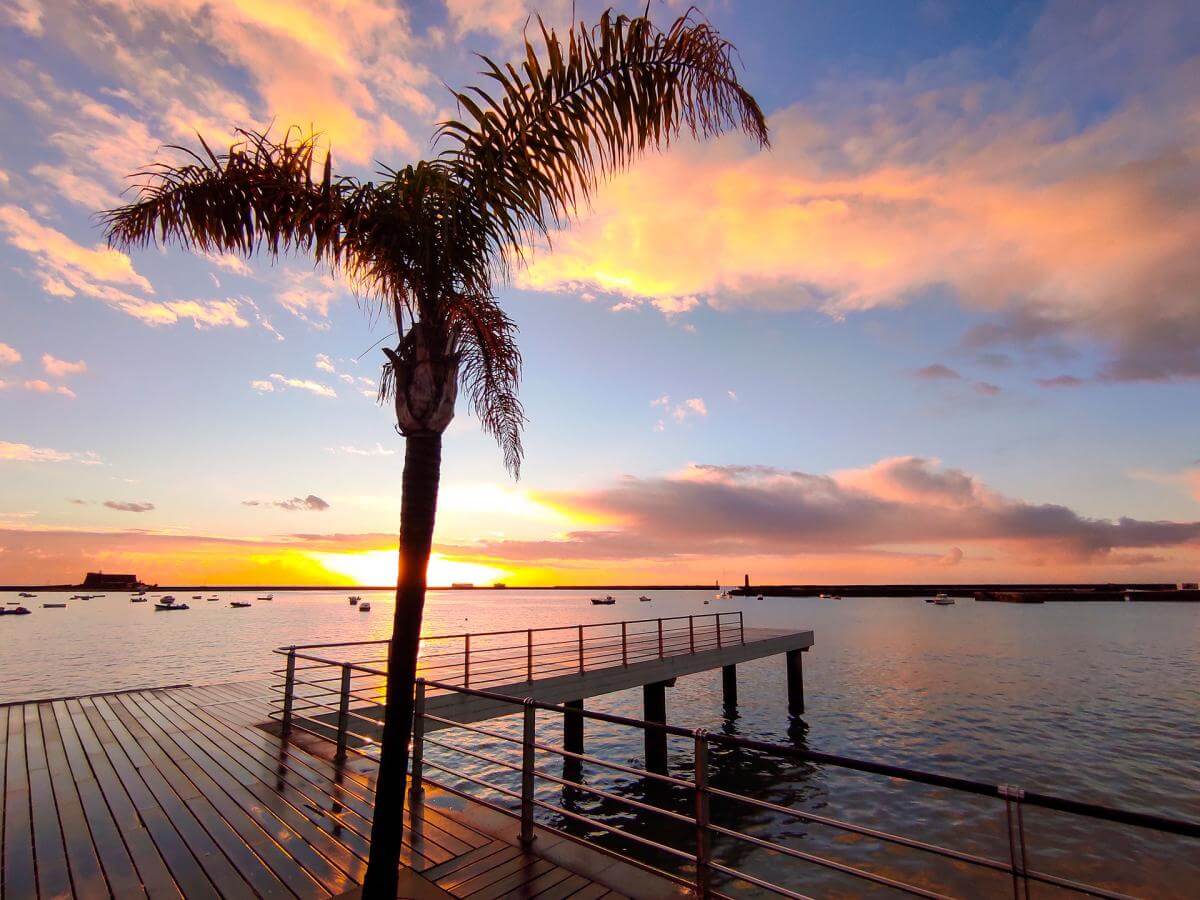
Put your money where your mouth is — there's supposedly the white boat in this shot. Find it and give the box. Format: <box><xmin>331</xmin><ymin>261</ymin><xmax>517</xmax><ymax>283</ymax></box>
<box><xmin>590</xmin><ymin>596</ymin><xmax>616</xmax><ymax>605</ymax></box>
<box><xmin>230</xmin><ymin>601</ymin><xmax>251</xmax><ymax>608</ymax></box>
<box><xmin>359</xmin><ymin>602</ymin><xmax>372</xmax><ymax>612</ymax></box>
<box><xmin>155</xmin><ymin>602</ymin><xmax>189</xmax><ymax>611</ymax></box>
<box><xmin>207</xmin><ymin>596</ymin><xmax>219</xmax><ymax>601</ymax></box>
<box><xmin>933</xmin><ymin>593</ymin><xmax>955</xmax><ymax>606</ymax></box>
<box><xmin>258</xmin><ymin>594</ymin><xmax>274</xmax><ymax>601</ymax></box>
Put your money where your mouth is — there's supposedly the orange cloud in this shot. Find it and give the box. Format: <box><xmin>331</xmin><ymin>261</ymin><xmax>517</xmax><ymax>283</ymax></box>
<box><xmin>519</xmin><ymin>4</ymin><xmax>1200</xmax><ymax>379</ymax></box>
<box><xmin>23</xmin><ymin>379</ymin><xmax>76</xmax><ymax>399</ymax></box>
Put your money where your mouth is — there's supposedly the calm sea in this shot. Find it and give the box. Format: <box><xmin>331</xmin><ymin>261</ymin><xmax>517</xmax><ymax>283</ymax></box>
<box><xmin>2</xmin><ymin>588</ymin><xmax>1197</xmax><ymax>896</ymax></box>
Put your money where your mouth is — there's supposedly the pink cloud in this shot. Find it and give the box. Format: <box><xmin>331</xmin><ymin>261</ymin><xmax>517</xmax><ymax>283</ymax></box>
<box><xmin>42</xmin><ymin>354</ymin><xmax>86</xmax><ymax>377</ymax></box>
<box><xmin>23</xmin><ymin>379</ymin><xmax>76</xmax><ymax>399</ymax></box>
<box><xmin>0</xmin><ymin>342</ymin><xmax>19</xmax><ymax>366</ymax></box>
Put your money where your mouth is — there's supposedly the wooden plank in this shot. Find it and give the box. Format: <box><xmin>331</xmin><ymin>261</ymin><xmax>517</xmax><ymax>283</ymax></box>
<box><xmin>87</xmin><ymin>696</ymin><xmax>256</xmax><ymax>899</ymax></box>
<box><xmin>39</xmin><ymin>703</ymin><xmax>112</xmax><ymax>900</ymax></box>
<box><xmin>434</xmin><ymin>844</ymin><xmax>523</xmax><ymax>892</ymax></box>
<box><xmin>421</xmin><ymin>839</ymin><xmax>510</xmax><ymax>881</ymax></box>
<box><xmin>504</xmin><ymin>864</ymin><xmax>576</xmax><ymax>899</ymax></box>
<box><xmin>118</xmin><ymin>690</ymin><xmax>347</xmax><ymax>896</ymax></box>
<box><xmin>0</xmin><ymin>706</ymin><xmax>7</xmax><ymax>889</ymax></box>
<box><xmin>4</xmin><ymin>703</ymin><xmax>37</xmax><ymax>899</ymax></box>
<box><xmin>528</xmin><ymin>872</ymin><xmax>590</xmax><ymax>899</ymax></box>
<box><xmin>151</xmin><ymin>688</ymin><xmax>478</xmax><ymax>866</ymax></box>
<box><xmin>23</xmin><ymin>702</ymin><xmax>75</xmax><ymax>899</ymax></box>
<box><xmin>101</xmin><ymin>693</ymin><xmax>312</xmax><ymax>900</ymax></box>
<box><xmin>144</xmin><ymin>688</ymin><xmax>461</xmax><ymax>872</ymax></box>
<box><xmin>565</xmin><ymin>884</ymin><xmax>616</xmax><ymax>899</ymax></box>
<box><xmin>53</xmin><ymin>700</ymin><xmax>166</xmax><ymax>898</ymax></box>
<box><xmin>460</xmin><ymin>856</ymin><xmax>557</xmax><ymax>899</ymax></box>
<box><xmin>71</xmin><ymin>698</ymin><xmax>218</xmax><ymax>899</ymax></box>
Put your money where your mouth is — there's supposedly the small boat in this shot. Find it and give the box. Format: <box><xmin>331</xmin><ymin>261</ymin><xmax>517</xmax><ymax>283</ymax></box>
<box><xmin>258</xmin><ymin>594</ymin><xmax>273</xmax><ymax>601</ymax></box>
<box><xmin>5</xmin><ymin>601</ymin><xmax>19</xmax><ymax>605</ymax></box>
<box><xmin>359</xmin><ymin>602</ymin><xmax>371</xmax><ymax>611</ymax></box>
<box><xmin>131</xmin><ymin>597</ymin><xmax>148</xmax><ymax>603</ymax></box>
<box><xmin>207</xmin><ymin>596</ymin><xmax>219</xmax><ymax>601</ymax></box>
<box><xmin>18</xmin><ymin>591</ymin><xmax>35</xmax><ymax>598</ymax></box>
<box><xmin>756</xmin><ymin>595</ymin><xmax>764</xmax><ymax>601</ymax></box>
<box><xmin>192</xmin><ymin>595</ymin><xmax>202</xmax><ymax>600</ymax></box>
<box><xmin>349</xmin><ymin>595</ymin><xmax>361</xmax><ymax>605</ymax></box>
<box><xmin>42</xmin><ymin>603</ymin><xmax>66</xmax><ymax>608</ymax></box>
<box><xmin>160</xmin><ymin>595</ymin><xmax>176</xmax><ymax>603</ymax></box>
<box><xmin>0</xmin><ymin>606</ymin><xmax>32</xmax><ymax>616</ymax></box>
<box><xmin>155</xmin><ymin>602</ymin><xmax>189</xmax><ymax>611</ymax></box>
<box><xmin>639</xmin><ymin>595</ymin><xmax>652</xmax><ymax>602</ymax></box>
<box><xmin>230</xmin><ymin>601</ymin><xmax>251</xmax><ymax>608</ymax></box>
<box><xmin>703</xmin><ymin>600</ymin><xmax>710</xmax><ymax>605</ymax></box>
<box><xmin>590</xmin><ymin>596</ymin><xmax>616</xmax><ymax>605</ymax></box>
<box><xmin>933</xmin><ymin>593</ymin><xmax>955</xmax><ymax>606</ymax></box>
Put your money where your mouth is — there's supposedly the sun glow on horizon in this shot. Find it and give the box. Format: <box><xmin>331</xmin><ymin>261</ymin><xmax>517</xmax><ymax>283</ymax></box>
<box><xmin>310</xmin><ymin>548</ymin><xmax>511</xmax><ymax>587</ymax></box>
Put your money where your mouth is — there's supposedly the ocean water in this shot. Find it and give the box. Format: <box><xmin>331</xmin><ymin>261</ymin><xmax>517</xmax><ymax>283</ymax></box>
<box><xmin>2</xmin><ymin>588</ymin><xmax>1197</xmax><ymax>896</ymax></box>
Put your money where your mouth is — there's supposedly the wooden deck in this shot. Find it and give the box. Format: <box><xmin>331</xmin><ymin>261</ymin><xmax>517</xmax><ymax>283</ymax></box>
<box><xmin>0</xmin><ymin>681</ymin><xmax>635</xmax><ymax>899</ymax></box>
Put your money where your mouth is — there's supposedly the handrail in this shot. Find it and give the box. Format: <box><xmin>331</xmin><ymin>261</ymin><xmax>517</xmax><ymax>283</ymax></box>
<box><xmin>271</xmin><ymin>648</ymin><xmax>1197</xmax><ymax>899</ymax></box>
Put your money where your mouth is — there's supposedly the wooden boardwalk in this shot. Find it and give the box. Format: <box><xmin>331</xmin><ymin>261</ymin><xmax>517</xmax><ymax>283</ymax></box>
<box><xmin>0</xmin><ymin>681</ymin><xmax>634</xmax><ymax>899</ymax></box>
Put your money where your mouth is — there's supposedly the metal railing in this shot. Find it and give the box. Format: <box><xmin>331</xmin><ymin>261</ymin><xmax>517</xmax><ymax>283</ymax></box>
<box><xmin>273</xmin><ymin>612</ymin><xmax>744</xmax><ymax>747</ymax></box>
<box><xmin>267</xmin><ymin>656</ymin><xmax>1200</xmax><ymax>898</ymax></box>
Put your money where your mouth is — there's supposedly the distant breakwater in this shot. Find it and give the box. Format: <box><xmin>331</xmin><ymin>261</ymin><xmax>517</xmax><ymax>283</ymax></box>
<box><xmin>731</xmin><ymin>583</ymin><xmax>1200</xmax><ymax>602</ymax></box>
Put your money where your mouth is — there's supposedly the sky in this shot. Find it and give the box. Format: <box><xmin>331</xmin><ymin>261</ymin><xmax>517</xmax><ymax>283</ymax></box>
<box><xmin>1</xmin><ymin>0</ymin><xmax>1199</xmax><ymax>587</ymax></box>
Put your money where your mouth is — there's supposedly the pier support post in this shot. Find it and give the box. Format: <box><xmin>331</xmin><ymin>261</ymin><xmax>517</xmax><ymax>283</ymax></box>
<box><xmin>643</xmin><ymin>681</ymin><xmax>669</xmax><ymax>774</ymax></box>
<box><xmin>786</xmin><ymin>649</ymin><xmax>805</xmax><ymax>716</ymax></box>
<box><xmin>721</xmin><ymin>664</ymin><xmax>738</xmax><ymax>711</ymax></box>
<box><xmin>563</xmin><ymin>699</ymin><xmax>584</xmax><ymax>755</ymax></box>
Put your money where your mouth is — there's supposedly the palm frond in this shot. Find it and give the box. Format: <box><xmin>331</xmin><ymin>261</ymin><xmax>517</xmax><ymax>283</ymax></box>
<box><xmin>437</xmin><ymin>8</ymin><xmax>770</xmax><ymax>265</ymax></box>
<box><xmin>99</xmin><ymin>127</ymin><xmax>360</xmax><ymax>265</ymax></box>
<box><xmin>447</xmin><ymin>293</ymin><xmax>525</xmax><ymax>476</ymax></box>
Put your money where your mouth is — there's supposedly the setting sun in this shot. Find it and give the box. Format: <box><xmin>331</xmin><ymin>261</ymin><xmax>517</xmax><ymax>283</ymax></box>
<box><xmin>310</xmin><ymin>549</ymin><xmax>511</xmax><ymax>587</ymax></box>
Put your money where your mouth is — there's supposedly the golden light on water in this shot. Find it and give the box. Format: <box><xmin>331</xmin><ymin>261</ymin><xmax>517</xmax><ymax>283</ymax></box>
<box><xmin>310</xmin><ymin>548</ymin><xmax>511</xmax><ymax>587</ymax></box>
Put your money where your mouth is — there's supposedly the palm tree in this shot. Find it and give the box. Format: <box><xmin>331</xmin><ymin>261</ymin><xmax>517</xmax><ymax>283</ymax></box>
<box><xmin>101</xmin><ymin>10</ymin><xmax>767</xmax><ymax>896</ymax></box>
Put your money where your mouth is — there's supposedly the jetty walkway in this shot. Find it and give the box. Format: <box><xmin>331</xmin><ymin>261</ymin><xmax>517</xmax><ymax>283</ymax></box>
<box><xmin>5</xmin><ymin>612</ymin><xmax>1199</xmax><ymax>898</ymax></box>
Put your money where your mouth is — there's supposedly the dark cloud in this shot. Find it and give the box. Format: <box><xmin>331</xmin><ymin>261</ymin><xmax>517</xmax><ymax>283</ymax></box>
<box><xmin>1036</xmin><ymin>375</ymin><xmax>1085</xmax><ymax>388</ymax></box>
<box><xmin>243</xmin><ymin>495</ymin><xmax>330</xmax><ymax>512</ymax></box>
<box><xmin>103</xmin><ymin>500</ymin><xmax>154</xmax><ymax>513</ymax></box>
<box><xmin>914</xmin><ymin>363</ymin><xmax>961</xmax><ymax>380</ymax></box>
<box><xmin>445</xmin><ymin>459</ymin><xmax>1200</xmax><ymax>565</ymax></box>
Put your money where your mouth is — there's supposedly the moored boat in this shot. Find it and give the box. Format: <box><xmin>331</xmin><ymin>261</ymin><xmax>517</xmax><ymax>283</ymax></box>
<box><xmin>230</xmin><ymin>601</ymin><xmax>251</xmax><ymax>608</ymax></box>
<box><xmin>933</xmin><ymin>593</ymin><xmax>955</xmax><ymax>605</ymax></box>
<box><xmin>639</xmin><ymin>595</ymin><xmax>652</xmax><ymax>602</ymax></box>
<box><xmin>18</xmin><ymin>591</ymin><xmax>35</xmax><ymax>598</ymax></box>
<box><xmin>349</xmin><ymin>595</ymin><xmax>360</xmax><ymax>605</ymax></box>
<box><xmin>42</xmin><ymin>603</ymin><xmax>67</xmax><ymax>608</ymax></box>
<box><xmin>155</xmin><ymin>602</ymin><xmax>189</xmax><ymax>610</ymax></box>
<box><xmin>258</xmin><ymin>594</ymin><xmax>273</xmax><ymax>601</ymax></box>
<box><xmin>0</xmin><ymin>606</ymin><xmax>32</xmax><ymax>616</ymax></box>
<box><xmin>590</xmin><ymin>595</ymin><xmax>616</xmax><ymax>605</ymax></box>
<box><xmin>131</xmin><ymin>597</ymin><xmax>148</xmax><ymax>603</ymax></box>
<box><xmin>359</xmin><ymin>602</ymin><xmax>372</xmax><ymax>611</ymax></box>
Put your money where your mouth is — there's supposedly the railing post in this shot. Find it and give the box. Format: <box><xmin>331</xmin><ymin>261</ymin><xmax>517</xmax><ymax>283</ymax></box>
<box><xmin>1000</xmin><ymin>785</ymin><xmax>1031</xmax><ymax>900</ymax></box>
<box><xmin>281</xmin><ymin>647</ymin><xmax>296</xmax><ymax>736</ymax></box>
<box><xmin>463</xmin><ymin>633</ymin><xmax>470</xmax><ymax>688</ymax></box>
<box><xmin>716</xmin><ymin>613</ymin><xmax>723</xmax><ymax>648</ymax></box>
<box><xmin>520</xmin><ymin>699</ymin><xmax>537</xmax><ymax>846</ymax></box>
<box><xmin>410</xmin><ymin>679</ymin><xmax>426</xmax><ymax>803</ymax></box>
<box><xmin>658</xmin><ymin>619</ymin><xmax>664</xmax><ymax>658</ymax></box>
<box><xmin>577</xmin><ymin>624</ymin><xmax>585</xmax><ymax>674</ymax></box>
<box><xmin>335</xmin><ymin>663</ymin><xmax>351</xmax><ymax>762</ymax></box>
<box><xmin>621</xmin><ymin>621</ymin><xmax>628</xmax><ymax>666</ymax></box>
<box><xmin>526</xmin><ymin>629</ymin><xmax>533</xmax><ymax>681</ymax></box>
<box><xmin>739</xmin><ymin>610</ymin><xmax>745</xmax><ymax>644</ymax></box>
<box><xmin>694</xmin><ymin>730</ymin><xmax>712</xmax><ymax>898</ymax></box>
<box><xmin>689</xmin><ymin>615</ymin><xmax>695</xmax><ymax>654</ymax></box>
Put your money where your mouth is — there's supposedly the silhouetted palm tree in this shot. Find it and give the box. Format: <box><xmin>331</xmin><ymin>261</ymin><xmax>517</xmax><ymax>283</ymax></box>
<box><xmin>101</xmin><ymin>10</ymin><xmax>767</xmax><ymax>895</ymax></box>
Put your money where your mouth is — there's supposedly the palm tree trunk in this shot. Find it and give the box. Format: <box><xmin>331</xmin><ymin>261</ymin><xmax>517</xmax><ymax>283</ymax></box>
<box><xmin>362</xmin><ymin>431</ymin><xmax>442</xmax><ymax>898</ymax></box>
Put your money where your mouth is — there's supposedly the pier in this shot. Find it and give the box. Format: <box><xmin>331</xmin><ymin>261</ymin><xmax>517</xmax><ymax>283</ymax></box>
<box><xmin>4</xmin><ymin>614</ymin><xmax>1199</xmax><ymax>898</ymax></box>
<box><xmin>277</xmin><ymin>613</ymin><xmax>814</xmax><ymax>773</ymax></box>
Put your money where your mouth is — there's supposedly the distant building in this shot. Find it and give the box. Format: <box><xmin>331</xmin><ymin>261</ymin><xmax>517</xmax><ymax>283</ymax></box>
<box><xmin>81</xmin><ymin>571</ymin><xmax>142</xmax><ymax>589</ymax></box>
<box><xmin>1179</xmin><ymin>582</ymin><xmax>1198</xmax><ymax>591</ymax></box>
